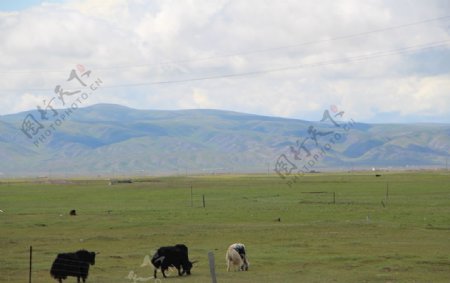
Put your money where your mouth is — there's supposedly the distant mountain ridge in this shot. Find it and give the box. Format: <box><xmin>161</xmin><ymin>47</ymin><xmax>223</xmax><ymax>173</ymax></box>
<box><xmin>1</xmin><ymin>104</ymin><xmax>449</xmax><ymax>177</ymax></box>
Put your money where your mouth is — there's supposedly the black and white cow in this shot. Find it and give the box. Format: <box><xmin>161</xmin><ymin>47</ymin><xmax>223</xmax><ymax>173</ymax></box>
<box><xmin>151</xmin><ymin>244</ymin><xmax>193</xmax><ymax>278</ymax></box>
<box><xmin>226</xmin><ymin>243</ymin><xmax>249</xmax><ymax>271</ymax></box>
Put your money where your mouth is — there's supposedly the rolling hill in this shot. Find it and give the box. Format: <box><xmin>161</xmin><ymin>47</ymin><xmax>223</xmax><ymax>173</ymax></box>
<box><xmin>1</xmin><ymin>104</ymin><xmax>449</xmax><ymax>177</ymax></box>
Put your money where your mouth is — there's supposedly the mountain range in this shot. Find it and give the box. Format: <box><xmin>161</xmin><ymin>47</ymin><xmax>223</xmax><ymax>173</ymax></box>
<box><xmin>1</xmin><ymin>104</ymin><xmax>449</xmax><ymax>177</ymax></box>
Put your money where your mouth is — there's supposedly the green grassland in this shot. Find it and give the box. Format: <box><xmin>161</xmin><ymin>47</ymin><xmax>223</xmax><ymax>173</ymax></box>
<box><xmin>0</xmin><ymin>172</ymin><xmax>449</xmax><ymax>282</ymax></box>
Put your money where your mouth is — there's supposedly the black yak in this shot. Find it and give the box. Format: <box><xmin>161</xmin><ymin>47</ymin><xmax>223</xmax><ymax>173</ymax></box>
<box><xmin>50</xmin><ymin>250</ymin><xmax>96</xmax><ymax>283</ymax></box>
<box><xmin>151</xmin><ymin>244</ymin><xmax>193</xmax><ymax>278</ymax></box>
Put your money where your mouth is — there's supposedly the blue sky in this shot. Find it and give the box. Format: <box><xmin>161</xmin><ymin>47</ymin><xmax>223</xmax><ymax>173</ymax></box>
<box><xmin>0</xmin><ymin>0</ymin><xmax>449</xmax><ymax>123</ymax></box>
<box><xmin>0</xmin><ymin>0</ymin><xmax>65</xmax><ymax>11</ymax></box>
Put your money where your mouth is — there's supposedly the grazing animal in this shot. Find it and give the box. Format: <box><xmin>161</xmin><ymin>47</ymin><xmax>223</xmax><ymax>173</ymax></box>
<box><xmin>50</xmin><ymin>250</ymin><xmax>96</xmax><ymax>283</ymax></box>
<box><xmin>70</xmin><ymin>210</ymin><xmax>77</xmax><ymax>216</ymax></box>
<box><xmin>151</xmin><ymin>244</ymin><xmax>193</xmax><ymax>278</ymax></box>
<box><xmin>226</xmin><ymin>243</ymin><xmax>249</xmax><ymax>271</ymax></box>
<box><xmin>375</xmin><ymin>174</ymin><xmax>381</xmax><ymax>177</ymax></box>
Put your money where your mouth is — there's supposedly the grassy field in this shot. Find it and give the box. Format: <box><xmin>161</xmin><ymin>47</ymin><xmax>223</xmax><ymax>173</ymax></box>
<box><xmin>0</xmin><ymin>172</ymin><xmax>449</xmax><ymax>282</ymax></box>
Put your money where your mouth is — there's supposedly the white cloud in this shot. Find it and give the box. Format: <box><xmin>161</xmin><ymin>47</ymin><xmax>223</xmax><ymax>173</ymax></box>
<box><xmin>177</xmin><ymin>88</ymin><xmax>217</xmax><ymax>109</ymax></box>
<box><xmin>0</xmin><ymin>0</ymin><xmax>449</xmax><ymax>123</ymax></box>
<box><xmin>12</xmin><ymin>93</ymin><xmax>47</xmax><ymax>114</ymax></box>
<box><xmin>409</xmin><ymin>75</ymin><xmax>450</xmax><ymax>116</ymax></box>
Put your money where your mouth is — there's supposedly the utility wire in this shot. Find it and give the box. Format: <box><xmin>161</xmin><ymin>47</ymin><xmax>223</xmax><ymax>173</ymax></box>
<box><xmin>1</xmin><ymin>15</ymin><xmax>449</xmax><ymax>74</ymax></box>
<box><xmin>1</xmin><ymin>39</ymin><xmax>448</xmax><ymax>92</ymax></box>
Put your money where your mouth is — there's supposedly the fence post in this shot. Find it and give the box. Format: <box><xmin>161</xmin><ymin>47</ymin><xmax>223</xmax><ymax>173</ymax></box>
<box><xmin>29</xmin><ymin>246</ymin><xmax>32</xmax><ymax>283</ymax></box>
<box><xmin>203</xmin><ymin>195</ymin><xmax>206</xmax><ymax>208</ymax></box>
<box><xmin>190</xmin><ymin>185</ymin><xmax>193</xmax><ymax>208</ymax></box>
<box><xmin>208</xmin><ymin>251</ymin><xmax>218</xmax><ymax>283</ymax></box>
<box><xmin>386</xmin><ymin>183</ymin><xmax>389</xmax><ymax>202</ymax></box>
<box><xmin>333</xmin><ymin>192</ymin><xmax>336</xmax><ymax>204</ymax></box>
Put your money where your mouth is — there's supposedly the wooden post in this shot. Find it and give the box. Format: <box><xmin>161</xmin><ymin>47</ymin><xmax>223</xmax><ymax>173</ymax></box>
<box><xmin>208</xmin><ymin>251</ymin><xmax>218</xmax><ymax>283</ymax></box>
<box><xmin>203</xmin><ymin>195</ymin><xmax>206</xmax><ymax>208</ymax></box>
<box><xmin>333</xmin><ymin>192</ymin><xmax>336</xmax><ymax>204</ymax></box>
<box><xmin>29</xmin><ymin>246</ymin><xmax>32</xmax><ymax>283</ymax></box>
<box><xmin>386</xmin><ymin>183</ymin><xmax>389</xmax><ymax>202</ymax></box>
<box><xmin>190</xmin><ymin>185</ymin><xmax>193</xmax><ymax>208</ymax></box>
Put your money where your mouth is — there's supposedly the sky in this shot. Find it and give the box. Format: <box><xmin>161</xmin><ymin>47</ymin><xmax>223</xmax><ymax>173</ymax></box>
<box><xmin>0</xmin><ymin>0</ymin><xmax>449</xmax><ymax>123</ymax></box>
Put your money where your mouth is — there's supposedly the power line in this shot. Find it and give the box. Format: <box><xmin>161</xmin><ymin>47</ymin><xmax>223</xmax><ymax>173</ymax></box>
<box><xmin>1</xmin><ymin>15</ymin><xmax>449</xmax><ymax>74</ymax></box>
<box><xmin>98</xmin><ymin>40</ymin><xmax>450</xmax><ymax>87</ymax></box>
<box><xmin>1</xmin><ymin>39</ymin><xmax>448</xmax><ymax>92</ymax></box>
